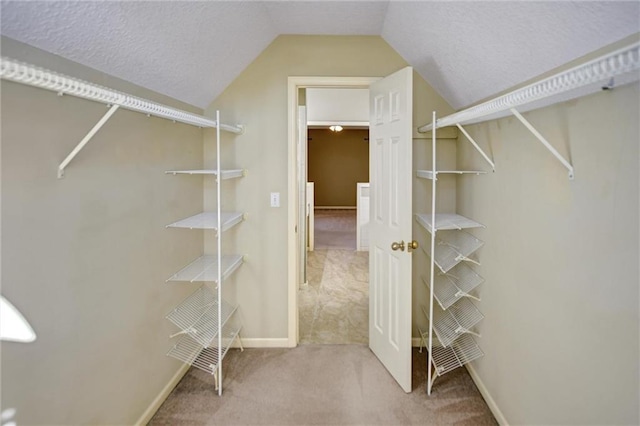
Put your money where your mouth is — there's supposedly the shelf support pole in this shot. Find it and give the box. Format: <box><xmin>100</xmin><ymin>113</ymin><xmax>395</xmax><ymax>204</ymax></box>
<box><xmin>510</xmin><ymin>108</ymin><xmax>574</xmax><ymax>180</ymax></box>
<box><xmin>57</xmin><ymin>104</ymin><xmax>120</xmax><ymax>178</ymax></box>
<box><xmin>215</xmin><ymin>110</ymin><xmax>224</xmax><ymax>396</ymax></box>
<box><xmin>427</xmin><ymin>110</ymin><xmax>437</xmax><ymax>396</ymax></box>
<box><xmin>455</xmin><ymin>123</ymin><xmax>495</xmax><ymax>172</ymax></box>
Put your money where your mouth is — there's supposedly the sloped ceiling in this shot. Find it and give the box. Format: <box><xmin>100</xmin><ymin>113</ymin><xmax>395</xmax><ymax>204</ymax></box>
<box><xmin>1</xmin><ymin>1</ymin><xmax>638</xmax><ymax>110</ymax></box>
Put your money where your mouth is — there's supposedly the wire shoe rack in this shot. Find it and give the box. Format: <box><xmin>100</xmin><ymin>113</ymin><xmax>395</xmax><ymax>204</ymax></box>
<box><xmin>166</xmin><ymin>254</ymin><xmax>244</xmax><ymax>283</ymax></box>
<box><xmin>167</xmin><ymin>323</ymin><xmax>243</xmax><ymax>389</ymax></box>
<box><xmin>421</xmin><ymin>230</ymin><xmax>484</xmax><ymax>274</ymax></box>
<box><xmin>421</xmin><ymin>262</ymin><xmax>484</xmax><ymax>310</ymax></box>
<box><xmin>418</xmin><ymin>110</ymin><xmax>488</xmax><ymax>395</ymax></box>
<box><xmin>166</xmin><ymin>286</ymin><xmax>238</xmax><ymax>345</ymax></box>
<box><xmin>418</xmin><ymin>331</ymin><xmax>484</xmax><ymax>379</ymax></box>
<box><xmin>422</xmin><ymin>297</ymin><xmax>484</xmax><ymax>347</ymax></box>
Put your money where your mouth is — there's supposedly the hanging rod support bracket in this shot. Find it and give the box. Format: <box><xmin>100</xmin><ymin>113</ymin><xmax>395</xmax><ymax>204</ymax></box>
<box><xmin>455</xmin><ymin>123</ymin><xmax>495</xmax><ymax>171</ymax></box>
<box><xmin>510</xmin><ymin>108</ymin><xmax>574</xmax><ymax>180</ymax></box>
<box><xmin>57</xmin><ymin>104</ymin><xmax>120</xmax><ymax>178</ymax></box>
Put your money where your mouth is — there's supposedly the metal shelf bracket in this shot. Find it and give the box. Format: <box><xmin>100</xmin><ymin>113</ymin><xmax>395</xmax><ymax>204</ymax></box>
<box><xmin>57</xmin><ymin>104</ymin><xmax>120</xmax><ymax>178</ymax></box>
<box><xmin>455</xmin><ymin>123</ymin><xmax>495</xmax><ymax>171</ymax></box>
<box><xmin>1</xmin><ymin>57</ymin><xmax>244</xmax><ymax>179</ymax></box>
<box><xmin>510</xmin><ymin>108</ymin><xmax>575</xmax><ymax>180</ymax></box>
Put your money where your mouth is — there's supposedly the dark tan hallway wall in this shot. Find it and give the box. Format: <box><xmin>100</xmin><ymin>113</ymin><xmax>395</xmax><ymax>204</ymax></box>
<box><xmin>308</xmin><ymin>128</ymin><xmax>369</xmax><ymax>207</ymax></box>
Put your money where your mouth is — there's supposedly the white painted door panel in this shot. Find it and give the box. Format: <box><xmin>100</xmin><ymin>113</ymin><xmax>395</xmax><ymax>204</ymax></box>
<box><xmin>368</xmin><ymin>67</ymin><xmax>413</xmax><ymax>393</ymax></box>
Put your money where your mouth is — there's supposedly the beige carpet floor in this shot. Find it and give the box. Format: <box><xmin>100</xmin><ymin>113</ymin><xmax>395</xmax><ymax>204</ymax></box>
<box><xmin>149</xmin><ymin>210</ymin><xmax>496</xmax><ymax>424</ymax></box>
<box><xmin>149</xmin><ymin>345</ymin><xmax>496</xmax><ymax>425</ymax></box>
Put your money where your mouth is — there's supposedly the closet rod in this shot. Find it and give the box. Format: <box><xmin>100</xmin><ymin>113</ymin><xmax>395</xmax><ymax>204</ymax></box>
<box><xmin>0</xmin><ymin>57</ymin><xmax>243</xmax><ymax>133</ymax></box>
<box><xmin>418</xmin><ymin>41</ymin><xmax>640</xmax><ymax>132</ymax></box>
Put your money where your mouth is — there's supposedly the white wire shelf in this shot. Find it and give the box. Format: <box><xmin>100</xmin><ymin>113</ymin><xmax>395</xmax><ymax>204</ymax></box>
<box><xmin>167</xmin><ymin>254</ymin><xmax>243</xmax><ymax>283</ymax></box>
<box><xmin>166</xmin><ymin>286</ymin><xmax>238</xmax><ymax>347</ymax></box>
<box><xmin>422</xmin><ymin>262</ymin><xmax>484</xmax><ymax>310</ymax></box>
<box><xmin>0</xmin><ymin>57</ymin><xmax>243</xmax><ymax>133</ymax></box>
<box><xmin>422</xmin><ymin>230</ymin><xmax>484</xmax><ymax>273</ymax></box>
<box><xmin>431</xmin><ymin>333</ymin><xmax>484</xmax><ymax>376</ymax></box>
<box><xmin>418</xmin><ymin>41</ymin><xmax>640</xmax><ymax>132</ymax></box>
<box><xmin>419</xmin><ymin>328</ymin><xmax>484</xmax><ymax>377</ymax></box>
<box><xmin>416</xmin><ymin>170</ymin><xmax>487</xmax><ymax>180</ymax></box>
<box><xmin>167</xmin><ymin>324</ymin><xmax>242</xmax><ymax>375</ymax></box>
<box><xmin>416</xmin><ymin>213</ymin><xmax>484</xmax><ymax>233</ymax></box>
<box><xmin>166</xmin><ymin>211</ymin><xmax>244</xmax><ymax>231</ymax></box>
<box><xmin>165</xmin><ymin>169</ymin><xmax>245</xmax><ymax>180</ymax></box>
<box><xmin>422</xmin><ymin>298</ymin><xmax>484</xmax><ymax>348</ymax></box>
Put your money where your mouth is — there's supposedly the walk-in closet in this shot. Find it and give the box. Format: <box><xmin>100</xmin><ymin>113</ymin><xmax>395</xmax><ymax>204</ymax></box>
<box><xmin>1</xmin><ymin>2</ymin><xmax>638</xmax><ymax>425</ymax></box>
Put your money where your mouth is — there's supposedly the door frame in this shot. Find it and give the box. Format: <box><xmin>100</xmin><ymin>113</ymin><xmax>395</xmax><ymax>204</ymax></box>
<box><xmin>287</xmin><ymin>76</ymin><xmax>380</xmax><ymax>346</ymax></box>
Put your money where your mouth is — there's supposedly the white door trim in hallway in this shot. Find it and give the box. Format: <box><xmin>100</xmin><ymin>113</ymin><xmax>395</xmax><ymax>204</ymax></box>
<box><xmin>287</xmin><ymin>76</ymin><xmax>379</xmax><ymax>347</ymax></box>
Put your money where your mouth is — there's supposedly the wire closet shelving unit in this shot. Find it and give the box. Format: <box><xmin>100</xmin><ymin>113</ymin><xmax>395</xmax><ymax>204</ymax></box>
<box><xmin>0</xmin><ymin>57</ymin><xmax>247</xmax><ymax>396</ymax></box>
<box><xmin>164</xmin><ymin>109</ymin><xmax>246</xmax><ymax>395</ymax></box>
<box><xmin>416</xmin><ymin>109</ymin><xmax>487</xmax><ymax>394</ymax></box>
<box><xmin>0</xmin><ymin>57</ymin><xmax>244</xmax><ymax>177</ymax></box>
<box><xmin>416</xmin><ymin>40</ymin><xmax>640</xmax><ymax>395</ymax></box>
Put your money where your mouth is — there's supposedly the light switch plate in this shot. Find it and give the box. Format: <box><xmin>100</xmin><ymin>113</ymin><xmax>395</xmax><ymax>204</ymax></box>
<box><xmin>270</xmin><ymin>192</ymin><xmax>280</xmax><ymax>207</ymax></box>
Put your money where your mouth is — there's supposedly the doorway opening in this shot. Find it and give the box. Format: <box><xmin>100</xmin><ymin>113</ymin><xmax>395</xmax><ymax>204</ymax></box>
<box><xmin>288</xmin><ymin>69</ymin><xmax>414</xmax><ymax>392</ymax></box>
<box><xmin>286</xmin><ymin>77</ymin><xmax>379</xmax><ymax>346</ymax></box>
<box><xmin>299</xmin><ymin>121</ymin><xmax>370</xmax><ymax>344</ymax></box>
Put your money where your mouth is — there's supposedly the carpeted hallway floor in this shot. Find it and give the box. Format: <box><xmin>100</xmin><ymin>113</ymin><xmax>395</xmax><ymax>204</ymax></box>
<box><xmin>313</xmin><ymin>209</ymin><xmax>357</xmax><ymax>250</ymax></box>
<box><xmin>299</xmin><ymin>249</ymin><xmax>369</xmax><ymax>344</ymax></box>
<box><xmin>299</xmin><ymin>209</ymin><xmax>369</xmax><ymax>344</ymax></box>
<box><xmin>149</xmin><ymin>345</ymin><xmax>497</xmax><ymax>425</ymax></box>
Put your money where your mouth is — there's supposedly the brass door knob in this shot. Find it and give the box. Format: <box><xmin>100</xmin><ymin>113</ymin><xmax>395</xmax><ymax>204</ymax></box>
<box><xmin>391</xmin><ymin>240</ymin><xmax>405</xmax><ymax>251</ymax></box>
<box><xmin>407</xmin><ymin>240</ymin><xmax>419</xmax><ymax>252</ymax></box>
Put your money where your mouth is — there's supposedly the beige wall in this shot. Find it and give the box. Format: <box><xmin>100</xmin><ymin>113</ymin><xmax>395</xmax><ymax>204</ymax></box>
<box><xmin>308</xmin><ymin>128</ymin><xmax>369</xmax><ymax>207</ymax></box>
<box><xmin>205</xmin><ymin>35</ymin><xmax>454</xmax><ymax>340</ymax></box>
<box><xmin>3</xmin><ymin>29</ymin><xmax>631</xmax><ymax>425</ymax></box>
<box><xmin>1</xmin><ymin>40</ymin><xmax>203</xmax><ymax>424</ymax></box>
<box><xmin>455</xmin><ymin>82</ymin><xmax>639</xmax><ymax>424</ymax></box>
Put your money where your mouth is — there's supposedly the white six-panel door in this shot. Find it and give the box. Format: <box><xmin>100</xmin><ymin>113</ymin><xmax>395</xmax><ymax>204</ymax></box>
<box><xmin>368</xmin><ymin>67</ymin><xmax>413</xmax><ymax>393</ymax></box>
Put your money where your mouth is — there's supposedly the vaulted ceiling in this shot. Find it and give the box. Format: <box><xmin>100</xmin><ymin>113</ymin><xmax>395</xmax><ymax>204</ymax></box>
<box><xmin>1</xmin><ymin>1</ymin><xmax>638</xmax><ymax>110</ymax></box>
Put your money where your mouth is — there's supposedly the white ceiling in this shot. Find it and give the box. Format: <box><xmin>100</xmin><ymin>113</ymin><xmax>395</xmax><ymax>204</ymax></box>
<box><xmin>307</xmin><ymin>88</ymin><xmax>369</xmax><ymax>125</ymax></box>
<box><xmin>1</xmin><ymin>1</ymin><xmax>638</xmax><ymax>110</ymax></box>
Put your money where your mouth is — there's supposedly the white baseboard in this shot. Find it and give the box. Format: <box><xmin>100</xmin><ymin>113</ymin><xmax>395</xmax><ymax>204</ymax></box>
<box><xmin>232</xmin><ymin>337</ymin><xmax>291</xmax><ymax>348</ymax></box>
<box><xmin>315</xmin><ymin>206</ymin><xmax>356</xmax><ymax>210</ymax></box>
<box><xmin>465</xmin><ymin>363</ymin><xmax>509</xmax><ymax>426</ymax></box>
<box><xmin>135</xmin><ymin>363</ymin><xmax>190</xmax><ymax>426</ymax></box>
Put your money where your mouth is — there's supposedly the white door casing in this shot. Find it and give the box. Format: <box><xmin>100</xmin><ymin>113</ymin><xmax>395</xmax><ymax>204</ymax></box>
<box><xmin>368</xmin><ymin>67</ymin><xmax>413</xmax><ymax>393</ymax></box>
<box><xmin>288</xmin><ymin>76</ymin><xmax>379</xmax><ymax>347</ymax></box>
<box><xmin>297</xmin><ymin>106</ymin><xmax>308</xmax><ymax>289</ymax></box>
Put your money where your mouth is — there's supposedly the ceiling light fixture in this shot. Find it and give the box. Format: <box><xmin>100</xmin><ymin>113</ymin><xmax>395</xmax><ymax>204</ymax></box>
<box><xmin>329</xmin><ymin>125</ymin><xmax>343</xmax><ymax>132</ymax></box>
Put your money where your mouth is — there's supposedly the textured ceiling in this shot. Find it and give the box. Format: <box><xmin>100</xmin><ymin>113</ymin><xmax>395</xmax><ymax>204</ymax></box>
<box><xmin>382</xmin><ymin>1</ymin><xmax>640</xmax><ymax>108</ymax></box>
<box><xmin>1</xmin><ymin>1</ymin><xmax>639</xmax><ymax>110</ymax></box>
